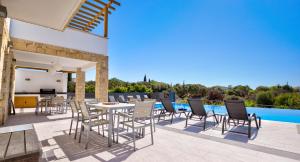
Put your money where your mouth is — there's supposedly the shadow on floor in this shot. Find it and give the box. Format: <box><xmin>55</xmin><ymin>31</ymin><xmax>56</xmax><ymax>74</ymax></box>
<box><xmin>223</xmin><ymin>125</ymin><xmax>259</xmax><ymax>143</ymax></box>
<box><xmin>156</xmin><ymin>117</ymin><xmax>186</xmax><ymax>126</ymax></box>
<box><xmin>40</xmin><ymin>130</ymin><xmax>135</xmax><ymax>162</ymax></box>
<box><xmin>5</xmin><ymin>112</ymin><xmax>72</xmax><ymax>126</ymax></box>
<box><xmin>183</xmin><ymin>121</ymin><xmax>218</xmax><ymax>133</ymax></box>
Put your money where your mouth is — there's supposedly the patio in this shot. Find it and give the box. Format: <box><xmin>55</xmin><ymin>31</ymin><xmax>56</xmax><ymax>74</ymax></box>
<box><xmin>4</xmin><ymin>108</ymin><xmax>300</xmax><ymax>162</ymax></box>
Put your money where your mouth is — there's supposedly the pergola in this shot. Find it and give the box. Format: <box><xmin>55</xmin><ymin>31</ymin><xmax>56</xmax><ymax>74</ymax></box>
<box><xmin>67</xmin><ymin>0</ymin><xmax>121</xmax><ymax>37</ymax></box>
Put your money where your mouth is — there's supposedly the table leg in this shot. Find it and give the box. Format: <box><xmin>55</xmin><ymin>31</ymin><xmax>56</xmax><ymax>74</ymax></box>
<box><xmin>108</xmin><ymin>109</ymin><xmax>113</xmax><ymax>147</ymax></box>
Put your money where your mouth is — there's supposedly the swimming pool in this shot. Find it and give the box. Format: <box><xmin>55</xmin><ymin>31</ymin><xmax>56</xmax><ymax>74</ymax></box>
<box><xmin>155</xmin><ymin>103</ymin><xmax>300</xmax><ymax>124</ymax></box>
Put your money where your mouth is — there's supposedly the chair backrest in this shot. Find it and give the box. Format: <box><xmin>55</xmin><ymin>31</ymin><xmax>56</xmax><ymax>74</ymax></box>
<box><xmin>144</xmin><ymin>94</ymin><xmax>149</xmax><ymax>99</ymax></box>
<box><xmin>224</xmin><ymin>100</ymin><xmax>248</xmax><ymax>120</ymax></box>
<box><xmin>109</xmin><ymin>96</ymin><xmax>116</xmax><ymax>102</ymax></box>
<box><xmin>78</xmin><ymin>102</ymin><xmax>90</xmax><ymax>120</ymax></box>
<box><xmin>52</xmin><ymin>96</ymin><xmax>64</xmax><ymax>104</ymax></box>
<box><xmin>188</xmin><ymin>99</ymin><xmax>207</xmax><ymax>116</ymax></box>
<box><xmin>118</xmin><ymin>95</ymin><xmax>126</xmax><ymax>103</ymax></box>
<box><xmin>136</xmin><ymin>95</ymin><xmax>142</xmax><ymax>101</ymax></box>
<box><xmin>133</xmin><ymin>101</ymin><xmax>155</xmax><ymax>119</ymax></box>
<box><xmin>161</xmin><ymin>98</ymin><xmax>175</xmax><ymax>113</ymax></box>
<box><xmin>69</xmin><ymin>101</ymin><xmax>78</xmax><ymax>113</ymax></box>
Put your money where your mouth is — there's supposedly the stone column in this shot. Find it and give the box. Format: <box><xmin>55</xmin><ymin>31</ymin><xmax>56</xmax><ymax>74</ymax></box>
<box><xmin>95</xmin><ymin>57</ymin><xmax>108</xmax><ymax>102</ymax></box>
<box><xmin>0</xmin><ymin>17</ymin><xmax>10</xmax><ymax>125</ymax></box>
<box><xmin>75</xmin><ymin>68</ymin><xmax>85</xmax><ymax>102</ymax></box>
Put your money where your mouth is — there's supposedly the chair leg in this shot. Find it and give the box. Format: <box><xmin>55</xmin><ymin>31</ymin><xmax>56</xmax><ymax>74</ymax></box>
<box><xmin>185</xmin><ymin>113</ymin><xmax>189</xmax><ymax>128</ymax></box>
<box><xmin>69</xmin><ymin>118</ymin><xmax>73</xmax><ymax>135</ymax></box>
<box><xmin>116</xmin><ymin>114</ymin><xmax>120</xmax><ymax>143</ymax></box>
<box><xmin>248</xmin><ymin>120</ymin><xmax>251</xmax><ymax>138</ymax></box>
<box><xmin>122</xmin><ymin>115</ymin><xmax>125</xmax><ymax>129</ymax></box>
<box><xmin>254</xmin><ymin>115</ymin><xmax>259</xmax><ymax>129</ymax></box>
<box><xmin>85</xmin><ymin>126</ymin><xmax>90</xmax><ymax>149</ymax></box>
<box><xmin>150</xmin><ymin>124</ymin><xmax>154</xmax><ymax>145</ymax></box>
<box><xmin>79</xmin><ymin>124</ymin><xmax>83</xmax><ymax>143</ymax></box>
<box><xmin>74</xmin><ymin>119</ymin><xmax>79</xmax><ymax>139</ymax></box>
<box><xmin>213</xmin><ymin>114</ymin><xmax>219</xmax><ymax>124</ymax></box>
<box><xmin>171</xmin><ymin>113</ymin><xmax>174</xmax><ymax>124</ymax></box>
<box><xmin>101</xmin><ymin>115</ymin><xmax>105</xmax><ymax>137</ymax></box>
<box><xmin>132</xmin><ymin>128</ymin><xmax>136</xmax><ymax>151</ymax></box>
<box><xmin>203</xmin><ymin>116</ymin><xmax>207</xmax><ymax>130</ymax></box>
<box><xmin>222</xmin><ymin>117</ymin><xmax>225</xmax><ymax>134</ymax></box>
<box><xmin>158</xmin><ymin>111</ymin><xmax>162</xmax><ymax>122</ymax></box>
<box><xmin>153</xmin><ymin>117</ymin><xmax>156</xmax><ymax>132</ymax></box>
<box><xmin>102</xmin><ymin>124</ymin><xmax>105</xmax><ymax>137</ymax></box>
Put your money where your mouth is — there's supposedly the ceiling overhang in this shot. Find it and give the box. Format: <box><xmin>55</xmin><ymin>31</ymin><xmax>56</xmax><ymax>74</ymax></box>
<box><xmin>13</xmin><ymin>50</ymin><xmax>96</xmax><ymax>72</ymax></box>
<box><xmin>1</xmin><ymin>0</ymin><xmax>82</xmax><ymax>31</ymax></box>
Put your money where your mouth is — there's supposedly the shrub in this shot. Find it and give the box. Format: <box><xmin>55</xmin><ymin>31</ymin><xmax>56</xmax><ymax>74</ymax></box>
<box><xmin>274</xmin><ymin>93</ymin><xmax>300</xmax><ymax>108</ymax></box>
<box><xmin>112</xmin><ymin>86</ymin><xmax>128</xmax><ymax>93</ymax></box>
<box><xmin>224</xmin><ymin>95</ymin><xmax>241</xmax><ymax>100</ymax></box>
<box><xmin>256</xmin><ymin>91</ymin><xmax>274</xmax><ymax>106</ymax></box>
<box><xmin>245</xmin><ymin>100</ymin><xmax>256</xmax><ymax>107</ymax></box>
<box><xmin>207</xmin><ymin>88</ymin><xmax>224</xmax><ymax>101</ymax></box>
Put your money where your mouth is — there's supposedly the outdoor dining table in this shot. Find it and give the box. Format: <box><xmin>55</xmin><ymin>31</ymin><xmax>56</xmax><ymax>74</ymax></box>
<box><xmin>87</xmin><ymin>102</ymin><xmax>135</xmax><ymax>147</ymax></box>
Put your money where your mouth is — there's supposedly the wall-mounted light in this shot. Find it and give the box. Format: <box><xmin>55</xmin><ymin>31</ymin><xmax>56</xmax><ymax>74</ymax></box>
<box><xmin>25</xmin><ymin>78</ymin><xmax>30</xmax><ymax>81</ymax></box>
<box><xmin>0</xmin><ymin>5</ymin><xmax>7</xmax><ymax>18</ymax></box>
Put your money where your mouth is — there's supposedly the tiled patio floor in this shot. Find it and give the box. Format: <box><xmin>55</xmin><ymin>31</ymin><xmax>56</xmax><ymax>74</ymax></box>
<box><xmin>3</xmin><ymin>108</ymin><xmax>300</xmax><ymax>162</ymax></box>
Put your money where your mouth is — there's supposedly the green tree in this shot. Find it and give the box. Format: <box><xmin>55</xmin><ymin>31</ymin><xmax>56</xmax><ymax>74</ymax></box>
<box><xmin>187</xmin><ymin>84</ymin><xmax>207</xmax><ymax>98</ymax></box>
<box><xmin>67</xmin><ymin>81</ymin><xmax>75</xmax><ymax>92</ymax></box>
<box><xmin>256</xmin><ymin>91</ymin><xmax>274</xmax><ymax>106</ymax></box>
<box><xmin>274</xmin><ymin>93</ymin><xmax>300</xmax><ymax>108</ymax></box>
<box><xmin>207</xmin><ymin>87</ymin><xmax>224</xmax><ymax>101</ymax></box>
<box><xmin>85</xmin><ymin>81</ymin><xmax>95</xmax><ymax>93</ymax></box>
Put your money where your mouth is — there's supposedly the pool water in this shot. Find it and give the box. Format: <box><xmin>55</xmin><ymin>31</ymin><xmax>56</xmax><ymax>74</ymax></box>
<box><xmin>155</xmin><ymin>103</ymin><xmax>300</xmax><ymax>124</ymax></box>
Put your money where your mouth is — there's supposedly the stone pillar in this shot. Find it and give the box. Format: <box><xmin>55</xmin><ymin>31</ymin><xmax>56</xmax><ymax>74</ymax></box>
<box><xmin>95</xmin><ymin>57</ymin><xmax>108</xmax><ymax>102</ymax></box>
<box><xmin>75</xmin><ymin>68</ymin><xmax>85</xmax><ymax>102</ymax></box>
<box><xmin>0</xmin><ymin>17</ymin><xmax>10</xmax><ymax>125</ymax></box>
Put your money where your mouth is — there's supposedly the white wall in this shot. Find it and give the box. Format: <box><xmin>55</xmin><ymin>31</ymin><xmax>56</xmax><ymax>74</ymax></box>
<box><xmin>10</xmin><ymin>19</ymin><xmax>108</xmax><ymax>55</ymax></box>
<box><xmin>15</xmin><ymin>69</ymin><xmax>68</xmax><ymax>93</ymax></box>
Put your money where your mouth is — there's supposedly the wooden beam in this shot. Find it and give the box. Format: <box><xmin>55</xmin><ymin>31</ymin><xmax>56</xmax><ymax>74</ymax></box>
<box><xmin>104</xmin><ymin>6</ymin><xmax>108</xmax><ymax>37</ymax></box>
<box><xmin>85</xmin><ymin>1</ymin><xmax>112</xmax><ymax>14</ymax></box>
<box><xmin>69</xmin><ymin>22</ymin><xmax>92</xmax><ymax>31</ymax></box>
<box><xmin>81</xmin><ymin>5</ymin><xmax>103</xmax><ymax>15</ymax></box>
<box><xmin>73</xmin><ymin>16</ymin><xmax>98</xmax><ymax>25</ymax></box>
<box><xmin>78</xmin><ymin>10</ymin><xmax>103</xmax><ymax>21</ymax></box>
<box><xmin>71</xmin><ymin>19</ymin><xmax>96</xmax><ymax>28</ymax></box>
<box><xmin>76</xmin><ymin>13</ymin><xmax>104</xmax><ymax>24</ymax></box>
<box><xmin>94</xmin><ymin>0</ymin><xmax>116</xmax><ymax>10</ymax></box>
<box><xmin>83</xmin><ymin>0</ymin><xmax>115</xmax><ymax>32</ymax></box>
<box><xmin>111</xmin><ymin>0</ymin><xmax>121</xmax><ymax>6</ymax></box>
<box><xmin>68</xmin><ymin>25</ymin><xmax>84</xmax><ymax>31</ymax></box>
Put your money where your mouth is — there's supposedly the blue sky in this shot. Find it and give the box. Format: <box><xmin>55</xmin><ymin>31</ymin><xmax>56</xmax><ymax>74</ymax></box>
<box><xmin>87</xmin><ymin>0</ymin><xmax>300</xmax><ymax>88</ymax></box>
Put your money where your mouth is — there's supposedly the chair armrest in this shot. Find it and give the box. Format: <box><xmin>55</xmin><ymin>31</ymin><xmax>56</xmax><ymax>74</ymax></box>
<box><xmin>118</xmin><ymin>112</ymin><xmax>132</xmax><ymax>118</ymax></box>
<box><xmin>89</xmin><ymin>113</ymin><xmax>105</xmax><ymax>119</ymax></box>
